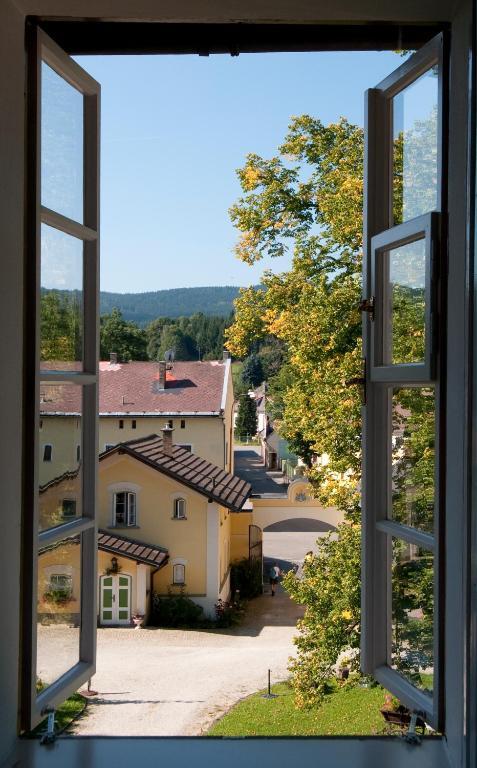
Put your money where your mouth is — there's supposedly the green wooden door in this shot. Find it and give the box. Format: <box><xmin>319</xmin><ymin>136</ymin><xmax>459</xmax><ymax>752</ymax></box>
<box><xmin>100</xmin><ymin>574</ymin><xmax>131</xmax><ymax>625</ymax></box>
<box><xmin>117</xmin><ymin>575</ymin><xmax>131</xmax><ymax>623</ymax></box>
<box><xmin>100</xmin><ymin>576</ymin><xmax>114</xmax><ymax>624</ymax></box>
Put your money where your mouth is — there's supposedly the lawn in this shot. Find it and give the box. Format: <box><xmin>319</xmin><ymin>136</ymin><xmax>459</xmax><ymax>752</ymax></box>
<box><xmin>208</xmin><ymin>680</ymin><xmax>389</xmax><ymax>737</ymax></box>
<box><xmin>31</xmin><ymin>692</ymin><xmax>86</xmax><ymax>737</ymax></box>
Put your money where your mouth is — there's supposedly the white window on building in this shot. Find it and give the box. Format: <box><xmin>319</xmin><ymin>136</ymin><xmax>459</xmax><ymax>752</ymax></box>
<box><xmin>114</xmin><ymin>491</ymin><xmax>136</xmax><ymax>527</ymax></box>
<box><xmin>173</xmin><ymin>497</ymin><xmax>186</xmax><ymax>519</ymax></box>
<box><xmin>173</xmin><ymin>563</ymin><xmax>185</xmax><ymax>585</ymax></box>
<box><xmin>48</xmin><ymin>573</ymin><xmax>73</xmax><ymax>599</ymax></box>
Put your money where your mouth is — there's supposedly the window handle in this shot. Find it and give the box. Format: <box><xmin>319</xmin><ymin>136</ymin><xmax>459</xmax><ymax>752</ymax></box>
<box><xmin>112</xmin><ymin>594</ymin><xmax>116</xmax><ymax>603</ymax></box>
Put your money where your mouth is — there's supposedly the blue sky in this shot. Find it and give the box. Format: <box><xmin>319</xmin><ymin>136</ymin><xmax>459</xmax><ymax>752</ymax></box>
<box><xmin>77</xmin><ymin>51</ymin><xmax>405</xmax><ymax>293</ymax></box>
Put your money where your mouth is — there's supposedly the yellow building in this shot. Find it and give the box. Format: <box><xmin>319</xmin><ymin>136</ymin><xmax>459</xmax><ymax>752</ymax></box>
<box><xmin>39</xmin><ymin>358</ymin><xmax>235</xmax><ymax>487</ymax></box>
<box><xmin>38</xmin><ymin>429</ymin><xmax>251</xmax><ymax>625</ymax></box>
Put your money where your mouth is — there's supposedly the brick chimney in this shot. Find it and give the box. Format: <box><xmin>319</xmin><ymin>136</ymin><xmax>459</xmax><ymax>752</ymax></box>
<box><xmin>158</xmin><ymin>360</ymin><xmax>167</xmax><ymax>390</ymax></box>
<box><xmin>110</xmin><ymin>352</ymin><xmax>118</xmax><ymax>365</ymax></box>
<box><xmin>161</xmin><ymin>423</ymin><xmax>174</xmax><ymax>456</ymax></box>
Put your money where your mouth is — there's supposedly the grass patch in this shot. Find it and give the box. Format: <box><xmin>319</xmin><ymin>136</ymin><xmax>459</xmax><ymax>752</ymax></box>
<box><xmin>208</xmin><ymin>680</ymin><xmax>388</xmax><ymax>737</ymax></box>
<box><xmin>31</xmin><ymin>692</ymin><xmax>86</xmax><ymax>737</ymax></box>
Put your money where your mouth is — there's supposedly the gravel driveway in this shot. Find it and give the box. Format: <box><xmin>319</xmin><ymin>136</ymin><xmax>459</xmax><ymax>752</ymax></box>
<box><xmin>38</xmin><ymin>587</ymin><xmax>303</xmax><ymax>736</ymax></box>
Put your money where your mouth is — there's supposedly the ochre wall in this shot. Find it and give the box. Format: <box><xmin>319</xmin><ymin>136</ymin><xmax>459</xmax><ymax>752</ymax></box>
<box><xmin>230</xmin><ymin>511</ymin><xmax>253</xmax><ymax>561</ymax></box>
<box><xmin>99</xmin><ymin>454</ymin><xmax>208</xmax><ymax>596</ymax></box>
<box><xmin>39</xmin><ymin>416</ymin><xmax>81</xmax><ymax>485</ymax></box>
<box><xmin>100</xmin><ymin>416</ymin><xmax>225</xmax><ymax>468</ymax></box>
<box><xmin>38</xmin><ymin>539</ymin><xmax>81</xmax><ymax>622</ymax></box>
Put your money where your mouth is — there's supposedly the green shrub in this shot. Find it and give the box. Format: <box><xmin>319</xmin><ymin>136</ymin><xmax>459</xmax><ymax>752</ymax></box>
<box><xmin>231</xmin><ymin>557</ymin><xmax>263</xmax><ymax>599</ymax></box>
<box><xmin>214</xmin><ymin>598</ymin><xmax>245</xmax><ymax>628</ymax></box>
<box><xmin>151</xmin><ymin>592</ymin><xmax>205</xmax><ymax>628</ymax></box>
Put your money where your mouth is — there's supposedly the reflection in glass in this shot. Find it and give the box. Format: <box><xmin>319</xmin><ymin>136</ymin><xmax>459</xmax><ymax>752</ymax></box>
<box><xmin>391</xmin><ymin>538</ymin><xmax>434</xmax><ymax>694</ymax></box>
<box><xmin>41</xmin><ymin>62</ymin><xmax>84</xmax><ymax>223</ymax></box>
<box><xmin>393</xmin><ymin>67</ymin><xmax>438</xmax><ymax>225</ymax></box>
<box><xmin>39</xmin><ymin>383</ymin><xmax>82</xmax><ymax>530</ymax></box>
<box><xmin>36</xmin><ymin>535</ymin><xmax>81</xmax><ymax>692</ymax></box>
<box><xmin>384</xmin><ymin>238</ymin><xmax>426</xmax><ymax>365</ymax></box>
<box><xmin>391</xmin><ymin>388</ymin><xmax>435</xmax><ymax>533</ymax></box>
<box><xmin>40</xmin><ymin>224</ymin><xmax>83</xmax><ymax>369</ymax></box>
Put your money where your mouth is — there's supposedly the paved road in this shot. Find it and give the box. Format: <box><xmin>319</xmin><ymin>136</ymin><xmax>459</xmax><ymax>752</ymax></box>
<box><xmin>38</xmin><ymin>588</ymin><xmax>303</xmax><ymax>737</ymax></box>
<box><xmin>234</xmin><ymin>446</ymin><xmax>288</xmax><ymax>496</ymax></box>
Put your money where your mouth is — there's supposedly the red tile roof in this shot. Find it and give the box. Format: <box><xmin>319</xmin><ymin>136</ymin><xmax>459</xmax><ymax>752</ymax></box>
<box><xmin>102</xmin><ymin>434</ymin><xmax>251</xmax><ymax>512</ymax></box>
<box><xmin>40</xmin><ymin>360</ymin><xmax>229</xmax><ymax>416</ymax></box>
<box><xmin>98</xmin><ymin>530</ymin><xmax>169</xmax><ymax>568</ymax></box>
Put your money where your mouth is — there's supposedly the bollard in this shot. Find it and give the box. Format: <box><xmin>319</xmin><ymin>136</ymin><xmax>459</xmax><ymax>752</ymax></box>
<box><xmin>261</xmin><ymin>669</ymin><xmax>278</xmax><ymax>699</ymax></box>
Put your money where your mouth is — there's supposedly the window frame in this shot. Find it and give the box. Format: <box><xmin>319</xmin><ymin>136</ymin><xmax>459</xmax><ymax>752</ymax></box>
<box><xmin>113</xmin><ymin>490</ymin><xmax>137</xmax><ymax>527</ymax></box>
<box><xmin>21</xmin><ymin>26</ymin><xmax>100</xmax><ymax>731</ymax></box>
<box><xmin>172</xmin><ymin>563</ymin><xmax>186</xmax><ymax>585</ymax></box>
<box><xmin>361</xmin><ymin>33</ymin><xmax>446</xmax><ymax>729</ymax></box>
<box><xmin>173</xmin><ymin>497</ymin><xmax>187</xmax><ymax>520</ymax></box>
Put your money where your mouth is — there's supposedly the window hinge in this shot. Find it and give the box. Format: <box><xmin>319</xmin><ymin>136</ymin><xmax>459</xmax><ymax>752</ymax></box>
<box><xmin>40</xmin><ymin>707</ymin><xmax>56</xmax><ymax>745</ymax></box>
<box><xmin>359</xmin><ymin>296</ymin><xmax>375</xmax><ymax>320</ymax></box>
<box><xmin>403</xmin><ymin>711</ymin><xmax>426</xmax><ymax>745</ymax></box>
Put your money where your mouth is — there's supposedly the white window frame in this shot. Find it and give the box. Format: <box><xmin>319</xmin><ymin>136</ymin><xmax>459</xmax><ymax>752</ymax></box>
<box><xmin>22</xmin><ymin>27</ymin><xmax>100</xmax><ymax>730</ymax></box>
<box><xmin>108</xmin><ymin>482</ymin><xmax>141</xmax><ymax>528</ymax></box>
<box><xmin>113</xmin><ymin>491</ymin><xmax>137</xmax><ymax>527</ymax></box>
<box><xmin>173</xmin><ymin>497</ymin><xmax>187</xmax><ymax>520</ymax></box>
<box><xmin>361</xmin><ymin>34</ymin><xmax>445</xmax><ymax>729</ymax></box>
<box><xmin>172</xmin><ymin>560</ymin><xmax>186</xmax><ymax>585</ymax></box>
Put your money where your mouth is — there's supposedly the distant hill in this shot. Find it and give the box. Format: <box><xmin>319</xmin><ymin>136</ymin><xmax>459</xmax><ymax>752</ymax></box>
<box><xmin>98</xmin><ymin>286</ymin><xmax>241</xmax><ymax>325</ymax></box>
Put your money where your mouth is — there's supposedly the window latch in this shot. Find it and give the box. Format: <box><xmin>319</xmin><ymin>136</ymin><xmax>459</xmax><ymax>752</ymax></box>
<box><xmin>40</xmin><ymin>707</ymin><xmax>56</xmax><ymax>745</ymax></box>
<box><xmin>403</xmin><ymin>711</ymin><xmax>426</xmax><ymax>745</ymax></box>
<box><xmin>359</xmin><ymin>296</ymin><xmax>375</xmax><ymax>320</ymax></box>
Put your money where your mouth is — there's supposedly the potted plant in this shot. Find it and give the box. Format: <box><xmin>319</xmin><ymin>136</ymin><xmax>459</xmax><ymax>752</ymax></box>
<box><xmin>132</xmin><ymin>613</ymin><xmax>144</xmax><ymax>629</ymax></box>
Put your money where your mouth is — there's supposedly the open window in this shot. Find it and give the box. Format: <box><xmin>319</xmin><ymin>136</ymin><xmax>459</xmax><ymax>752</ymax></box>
<box><xmin>22</xmin><ymin>27</ymin><xmax>100</xmax><ymax>730</ymax></box>
<box><xmin>361</xmin><ymin>34</ymin><xmax>445</xmax><ymax>729</ymax></box>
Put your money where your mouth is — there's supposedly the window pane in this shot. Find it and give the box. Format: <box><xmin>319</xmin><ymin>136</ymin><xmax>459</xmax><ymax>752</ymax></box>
<box><xmin>39</xmin><ymin>383</ymin><xmax>82</xmax><ymax>531</ymax></box>
<box><xmin>36</xmin><ymin>534</ymin><xmax>81</xmax><ymax>693</ymax></box>
<box><xmin>40</xmin><ymin>224</ymin><xmax>83</xmax><ymax>370</ymax></box>
<box><xmin>391</xmin><ymin>387</ymin><xmax>435</xmax><ymax>533</ymax></box>
<box><xmin>41</xmin><ymin>62</ymin><xmax>84</xmax><ymax>223</ymax></box>
<box><xmin>382</xmin><ymin>238</ymin><xmax>426</xmax><ymax>366</ymax></box>
<box><xmin>393</xmin><ymin>67</ymin><xmax>439</xmax><ymax>224</ymax></box>
<box><xmin>391</xmin><ymin>538</ymin><xmax>434</xmax><ymax>695</ymax></box>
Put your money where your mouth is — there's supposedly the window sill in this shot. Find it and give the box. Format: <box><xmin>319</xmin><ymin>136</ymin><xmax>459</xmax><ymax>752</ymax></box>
<box><xmin>171</xmin><ymin>583</ymin><xmax>186</xmax><ymax>587</ymax></box>
<box><xmin>171</xmin><ymin>517</ymin><xmax>187</xmax><ymax>521</ymax></box>
<box><xmin>107</xmin><ymin>525</ymin><xmax>140</xmax><ymax>530</ymax></box>
<box><xmin>16</xmin><ymin>735</ymin><xmax>449</xmax><ymax>768</ymax></box>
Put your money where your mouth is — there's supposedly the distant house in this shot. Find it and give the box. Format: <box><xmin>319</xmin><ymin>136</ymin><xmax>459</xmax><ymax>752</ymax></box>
<box><xmin>261</xmin><ymin>420</ymin><xmax>298</xmax><ymax>471</ymax></box>
<box><xmin>38</xmin><ymin>429</ymin><xmax>252</xmax><ymax>626</ymax></box>
<box><xmin>39</xmin><ymin>358</ymin><xmax>235</xmax><ymax>490</ymax></box>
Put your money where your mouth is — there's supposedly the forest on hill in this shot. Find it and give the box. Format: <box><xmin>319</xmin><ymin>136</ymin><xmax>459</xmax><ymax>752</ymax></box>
<box><xmin>98</xmin><ymin>286</ymin><xmax>242</xmax><ymax>325</ymax></box>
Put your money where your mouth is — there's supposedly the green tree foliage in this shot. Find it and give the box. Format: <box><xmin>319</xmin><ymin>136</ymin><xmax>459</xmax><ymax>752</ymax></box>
<box><xmin>226</xmin><ymin>114</ymin><xmax>436</xmax><ymax>706</ymax></box>
<box><xmin>146</xmin><ymin>313</ymin><xmax>231</xmax><ymax>362</ymax></box>
<box><xmin>157</xmin><ymin>325</ymin><xmax>195</xmax><ymax>361</ymax></box>
<box><xmin>241</xmin><ymin>354</ymin><xmax>264</xmax><ymax>389</ymax></box>
<box><xmin>40</xmin><ymin>291</ymin><xmax>82</xmax><ymax>363</ymax></box>
<box><xmin>100</xmin><ymin>308</ymin><xmax>148</xmax><ymax>362</ymax></box>
<box><xmin>283</xmin><ymin>523</ymin><xmax>361</xmax><ymax>708</ymax></box>
<box><xmin>235</xmin><ymin>394</ymin><xmax>258</xmax><ymax>439</ymax></box>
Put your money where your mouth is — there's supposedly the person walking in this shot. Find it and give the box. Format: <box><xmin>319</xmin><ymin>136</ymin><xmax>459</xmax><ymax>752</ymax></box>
<box><xmin>269</xmin><ymin>562</ymin><xmax>281</xmax><ymax>596</ymax></box>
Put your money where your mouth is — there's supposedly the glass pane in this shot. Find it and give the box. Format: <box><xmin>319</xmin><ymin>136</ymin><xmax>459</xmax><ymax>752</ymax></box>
<box><xmin>40</xmin><ymin>224</ymin><xmax>83</xmax><ymax>370</ymax></box>
<box><xmin>393</xmin><ymin>67</ymin><xmax>439</xmax><ymax>224</ymax></box>
<box><xmin>39</xmin><ymin>383</ymin><xmax>82</xmax><ymax>531</ymax></box>
<box><xmin>103</xmin><ymin>588</ymin><xmax>113</xmax><ymax>609</ymax></box>
<box><xmin>391</xmin><ymin>538</ymin><xmax>434</xmax><ymax>695</ymax></box>
<box><xmin>102</xmin><ymin>610</ymin><xmax>113</xmax><ymax>620</ymax></box>
<box><xmin>41</xmin><ymin>62</ymin><xmax>84</xmax><ymax>223</ymax></box>
<box><xmin>382</xmin><ymin>238</ymin><xmax>426</xmax><ymax>366</ymax></box>
<box><xmin>36</xmin><ymin>534</ymin><xmax>81</xmax><ymax>693</ymax></box>
<box><xmin>391</xmin><ymin>388</ymin><xmax>435</xmax><ymax>533</ymax></box>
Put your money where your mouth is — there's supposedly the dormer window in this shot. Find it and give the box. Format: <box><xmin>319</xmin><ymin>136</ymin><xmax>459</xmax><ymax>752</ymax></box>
<box><xmin>173</xmin><ymin>498</ymin><xmax>186</xmax><ymax>520</ymax></box>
